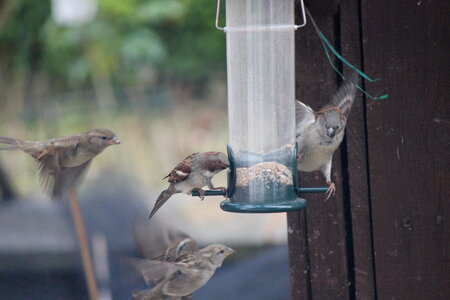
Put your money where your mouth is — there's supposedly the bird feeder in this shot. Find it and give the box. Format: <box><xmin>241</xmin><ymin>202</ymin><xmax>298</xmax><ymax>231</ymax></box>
<box><xmin>213</xmin><ymin>0</ymin><xmax>321</xmax><ymax>213</ymax></box>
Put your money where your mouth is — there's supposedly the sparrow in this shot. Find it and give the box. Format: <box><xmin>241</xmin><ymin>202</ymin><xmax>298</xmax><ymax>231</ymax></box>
<box><xmin>128</xmin><ymin>230</ymin><xmax>235</xmax><ymax>300</ymax></box>
<box><xmin>149</xmin><ymin>152</ymin><xmax>229</xmax><ymax>219</ymax></box>
<box><xmin>296</xmin><ymin>72</ymin><xmax>358</xmax><ymax>199</ymax></box>
<box><xmin>0</xmin><ymin>128</ymin><xmax>120</xmax><ymax>199</ymax></box>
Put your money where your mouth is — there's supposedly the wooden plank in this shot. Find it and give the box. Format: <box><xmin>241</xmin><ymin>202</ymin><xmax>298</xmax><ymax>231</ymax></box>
<box><xmin>361</xmin><ymin>0</ymin><xmax>450</xmax><ymax>299</ymax></box>
<box><xmin>287</xmin><ymin>2</ymin><xmax>315</xmax><ymax>298</ymax></box>
<box><xmin>339</xmin><ymin>1</ymin><xmax>377</xmax><ymax>299</ymax></box>
<box><xmin>288</xmin><ymin>1</ymin><xmax>351</xmax><ymax>299</ymax></box>
<box><xmin>287</xmin><ymin>210</ymin><xmax>311</xmax><ymax>300</ymax></box>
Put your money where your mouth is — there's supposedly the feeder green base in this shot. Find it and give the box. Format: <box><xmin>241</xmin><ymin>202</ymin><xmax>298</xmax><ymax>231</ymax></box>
<box><xmin>220</xmin><ymin>198</ymin><xmax>307</xmax><ymax>213</ymax></box>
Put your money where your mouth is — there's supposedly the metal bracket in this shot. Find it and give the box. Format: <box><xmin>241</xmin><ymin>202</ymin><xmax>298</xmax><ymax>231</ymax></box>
<box><xmin>215</xmin><ymin>0</ymin><xmax>307</xmax><ymax>32</ymax></box>
<box><xmin>191</xmin><ymin>189</ymin><xmax>227</xmax><ymax>197</ymax></box>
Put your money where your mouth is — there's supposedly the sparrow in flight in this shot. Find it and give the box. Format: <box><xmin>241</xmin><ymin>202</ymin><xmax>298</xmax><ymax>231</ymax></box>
<box><xmin>128</xmin><ymin>230</ymin><xmax>234</xmax><ymax>300</ymax></box>
<box><xmin>0</xmin><ymin>128</ymin><xmax>120</xmax><ymax>199</ymax></box>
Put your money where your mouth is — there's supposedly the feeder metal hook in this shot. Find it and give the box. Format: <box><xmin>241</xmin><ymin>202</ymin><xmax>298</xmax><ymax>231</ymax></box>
<box><xmin>215</xmin><ymin>0</ymin><xmax>307</xmax><ymax>32</ymax></box>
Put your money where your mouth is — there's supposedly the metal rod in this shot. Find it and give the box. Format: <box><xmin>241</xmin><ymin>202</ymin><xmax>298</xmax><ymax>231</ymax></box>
<box><xmin>70</xmin><ymin>190</ymin><xmax>99</xmax><ymax>300</ymax></box>
<box><xmin>191</xmin><ymin>189</ymin><xmax>227</xmax><ymax>197</ymax></box>
<box><xmin>297</xmin><ymin>187</ymin><xmax>328</xmax><ymax>193</ymax></box>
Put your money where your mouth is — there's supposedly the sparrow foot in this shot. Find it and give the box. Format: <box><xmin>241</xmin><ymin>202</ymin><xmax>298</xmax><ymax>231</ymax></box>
<box><xmin>325</xmin><ymin>182</ymin><xmax>336</xmax><ymax>200</ymax></box>
<box><xmin>192</xmin><ymin>188</ymin><xmax>206</xmax><ymax>200</ymax></box>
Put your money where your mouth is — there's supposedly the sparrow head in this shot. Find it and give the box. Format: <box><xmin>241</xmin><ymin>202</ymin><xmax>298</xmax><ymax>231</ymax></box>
<box><xmin>86</xmin><ymin>128</ymin><xmax>120</xmax><ymax>147</ymax></box>
<box><xmin>200</xmin><ymin>152</ymin><xmax>230</xmax><ymax>172</ymax></box>
<box><xmin>319</xmin><ymin>110</ymin><xmax>346</xmax><ymax>138</ymax></box>
<box><xmin>199</xmin><ymin>244</ymin><xmax>235</xmax><ymax>268</ymax></box>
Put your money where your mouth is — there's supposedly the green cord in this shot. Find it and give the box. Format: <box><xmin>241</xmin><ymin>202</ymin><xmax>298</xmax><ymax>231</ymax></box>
<box><xmin>319</xmin><ymin>33</ymin><xmax>388</xmax><ymax>100</ymax></box>
<box><xmin>305</xmin><ymin>8</ymin><xmax>388</xmax><ymax>100</ymax></box>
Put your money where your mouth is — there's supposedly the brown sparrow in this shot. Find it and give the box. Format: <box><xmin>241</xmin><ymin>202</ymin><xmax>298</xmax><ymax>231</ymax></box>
<box><xmin>149</xmin><ymin>152</ymin><xmax>229</xmax><ymax>219</ymax></box>
<box><xmin>296</xmin><ymin>73</ymin><xmax>358</xmax><ymax>199</ymax></box>
<box><xmin>0</xmin><ymin>128</ymin><xmax>120</xmax><ymax>199</ymax></box>
<box><xmin>128</xmin><ymin>230</ymin><xmax>234</xmax><ymax>300</ymax></box>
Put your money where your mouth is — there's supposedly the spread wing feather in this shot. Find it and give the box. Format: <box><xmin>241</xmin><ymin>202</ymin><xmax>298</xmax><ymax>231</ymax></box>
<box><xmin>295</xmin><ymin>100</ymin><xmax>316</xmax><ymax>138</ymax></box>
<box><xmin>327</xmin><ymin>71</ymin><xmax>358</xmax><ymax>118</ymax></box>
<box><xmin>35</xmin><ymin>143</ymin><xmax>89</xmax><ymax>199</ymax></box>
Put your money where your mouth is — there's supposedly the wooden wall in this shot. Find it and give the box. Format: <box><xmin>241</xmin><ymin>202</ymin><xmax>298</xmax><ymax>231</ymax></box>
<box><xmin>288</xmin><ymin>0</ymin><xmax>449</xmax><ymax>299</ymax></box>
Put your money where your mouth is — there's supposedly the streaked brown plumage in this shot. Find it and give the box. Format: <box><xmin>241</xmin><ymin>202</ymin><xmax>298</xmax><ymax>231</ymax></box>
<box><xmin>127</xmin><ymin>230</ymin><xmax>234</xmax><ymax>300</ymax></box>
<box><xmin>149</xmin><ymin>152</ymin><xmax>229</xmax><ymax>219</ymax></box>
<box><xmin>0</xmin><ymin>128</ymin><xmax>120</xmax><ymax>199</ymax></box>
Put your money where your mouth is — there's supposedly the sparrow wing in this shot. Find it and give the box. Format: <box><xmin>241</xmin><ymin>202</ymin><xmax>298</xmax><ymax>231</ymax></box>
<box><xmin>327</xmin><ymin>71</ymin><xmax>358</xmax><ymax>118</ymax></box>
<box><xmin>45</xmin><ymin>134</ymin><xmax>84</xmax><ymax>147</ymax></box>
<box><xmin>50</xmin><ymin>160</ymin><xmax>92</xmax><ymax>200</ymax></box>
<box><xmin>126</xmin><ymin>258</ymin><xmax>190</xmax><ymax>286</ymax></box>
<box><xmin>164</xmin><ymin>154</ymin><xmax>196</xmax><ymax>183</ymax></box>
<box><xmin>162</xmin><ymin>267</ymin><xmax>208</xmax><ymax>297</ymax></box>
<box><xmin>36</xmin><ymin>145</ymin><xmax>73</xmax><ymax>196</ymax></box>
<box><xmin>295</xmin><ymin>100</ymin><xmax>316</xmax><ymax>137</ymax></box>
<box><xmin>164</xmin><ymin>235</ymin><xmax>197</xmax><ymax>262</ymax></box>
<box><xmin>143</xmin><ymin>230</ymin><xmax>197</xmax><ymax>262</ymax></box>
<box><xmin>39</xmin><ymin>154</ymin><xmax>92</xmax><ymax>200</ymax></box>
<box><xmin>35</xmin><ymin>136</ymin><xmax>81</xmax><ymax>178</ymax></box>
<box><xmin>148</xmin><ymin>184</ymin><xmax>177</xmax><ymax>219</ymax></box>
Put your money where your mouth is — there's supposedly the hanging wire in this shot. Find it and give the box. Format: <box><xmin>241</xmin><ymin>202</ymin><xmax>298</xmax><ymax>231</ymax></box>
<box><xmin>294</xmin><ymin>0</ymin><xmax>308</xmax><ymax>29</ymax></box>
<box><xmin>305</xmin><ymin>8</ymin><xmax>388</xmax><ymax>100</ymax></box>
<box><xmin>214</xmin><ymin>1</ymin><xmax>386</xmax><ymax>100</ymax></box>
<box><xmin>215</xmin><ymin>0</ymin><xmax>224</xmax><ymax>31</ymax></box>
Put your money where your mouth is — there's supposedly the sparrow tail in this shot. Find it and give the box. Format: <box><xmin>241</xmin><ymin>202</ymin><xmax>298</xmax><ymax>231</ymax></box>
<box><xmin>131</xmin><ymin>289</ymin><xmax>153</xmax><ymax>300</ymax></box>
<box><xmin>149</xmin><ymin>184</ymin><xmax>176</xmax><ymax>219</ymax></box>
<box><xmin>0</xmin><ymin>137</ymin><xmax>22</xmax><ymax>151</ymax></box>
<box><xmin>132</xmin><ymin>287</ymin><xmax>165</xmax><ymax>300</ymax></box>
<box><xmin>0</xmin><ymin>136</ymin><xmax>37</xmax><ymax>153</ymax></box>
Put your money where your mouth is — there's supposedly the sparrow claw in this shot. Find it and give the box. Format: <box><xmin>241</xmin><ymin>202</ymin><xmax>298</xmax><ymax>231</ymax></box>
<box><xmin>213</xmin><ymin>186</ymin><xmax>227</xmax><ymax>197</ymax></box>
<box><xmin>325</xmin><ymin>182</ymin><xmax>336</xmax><ymax>200</ymax></box>
<box><xmin>192</xmin><ymin>188</ymin><xmax>206</xmax><ymax>200</ymax></box>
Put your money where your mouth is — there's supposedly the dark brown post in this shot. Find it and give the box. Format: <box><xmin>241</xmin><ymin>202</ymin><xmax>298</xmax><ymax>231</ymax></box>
<box><xmin>288</xmin><ymin>1</ymin><xmax>352</xmax><ymax>299</ymax></box>
<box><xmin>288</xmin><ymin>1</ymin><xmax>450</xmax><ymax>299</ymax></box>
<box><xmin>360</xmin><ymin>0</ymin><xmax>450</xmax><ymax>299</ymax></box>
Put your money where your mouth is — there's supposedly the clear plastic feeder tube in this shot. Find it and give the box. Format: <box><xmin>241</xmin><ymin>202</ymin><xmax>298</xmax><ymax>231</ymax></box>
<box><xmin>226</xmin><ymin>0</ymin><xmax>296</xmax><ymax>204</ymax></box>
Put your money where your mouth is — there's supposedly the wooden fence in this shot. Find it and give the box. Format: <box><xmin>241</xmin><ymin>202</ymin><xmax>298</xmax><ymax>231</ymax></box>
<box><xmin>288</xmin><ymin>0</ymin><xmax>449</xmax><ymax>299</ymax></box>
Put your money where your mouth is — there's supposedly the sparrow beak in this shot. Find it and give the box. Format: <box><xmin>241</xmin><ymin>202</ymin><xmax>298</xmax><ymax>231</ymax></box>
<box><xmin>108</xmin><ymin>137</ymin><xmax>121</xmax><ymax>145</ymax></box>
<box><xmin>226</xmin><ymin>247</ymin><xmax>235</xmax><ymax>255</ymax></box>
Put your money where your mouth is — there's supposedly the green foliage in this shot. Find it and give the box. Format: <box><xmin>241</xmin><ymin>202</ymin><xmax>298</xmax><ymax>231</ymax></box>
<box><xmin>155</xmin><ymin>0</ymin><xmax>226</xmax><ymax>82</ymax></box>
<box><xmin>0</xmin><ymin>0</ymin><xmax>225</xmax><ymax>90</ymax></box>
<box><xmin>0</xmin><ymin>0</ymin><xmax>51</xmax><ymax>73</ymax></box>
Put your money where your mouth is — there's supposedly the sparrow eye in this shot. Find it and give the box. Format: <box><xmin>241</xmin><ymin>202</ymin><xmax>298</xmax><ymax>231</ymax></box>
<box><xmin>102</xmin><ymin>136</ymin><xmax>108</xmax><ymax>140</ymax></box>
<box><xmin>219</xmin><ymin>250</ymin><xmax>225</xmax><ymax>254</ymax></box>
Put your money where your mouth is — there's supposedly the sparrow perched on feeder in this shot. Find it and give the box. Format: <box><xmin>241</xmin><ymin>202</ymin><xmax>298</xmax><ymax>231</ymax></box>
<box><xmin>128</xmin><ymin>230</ymin><xmax>234</xmax><ymax>300</ymax></box>
<box><xmin>0</xmin><ymin>128</ymin><xmax>120</xmax><ymax>199</ymax></box>
<box><xmin>149</xmin><ymin>152</ymin><xmax>229</xmax><ymax>219</ymax></box>
<box><xmin>296</xmin><ymin>73</ymin><xmax>358</xmax><ymax>199</ymax></box>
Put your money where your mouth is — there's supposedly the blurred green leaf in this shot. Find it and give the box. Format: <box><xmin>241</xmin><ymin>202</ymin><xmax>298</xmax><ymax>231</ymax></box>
<box><xmin>121</xmin><ymin>29</ymin><xmax>166</xmax><ymax>69</ymax></box>
<box><xmin>136</xmin><ymin>0</ymin><xmax>185</xmax><ymax>24</ymax></box>
<box><xmin>0</xmin><ymin>0</ymin><xmax>226</xmax><ymax>94</ymax></box>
